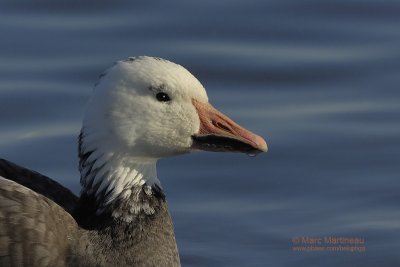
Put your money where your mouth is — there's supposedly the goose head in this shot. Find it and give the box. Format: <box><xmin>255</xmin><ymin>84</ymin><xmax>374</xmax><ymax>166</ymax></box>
<box><xmin>82</xmin><ymin>56</ymin><xmax>267</xmax><ymax>161</ymax></box>
<box><xmin>79</xmin><ymin>57</ymin><xmax>267</xmax><ymax>215</ymax></box>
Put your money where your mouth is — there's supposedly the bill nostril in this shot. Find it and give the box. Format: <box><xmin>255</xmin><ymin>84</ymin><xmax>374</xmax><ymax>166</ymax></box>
<box><xmin>213</xmin><ymin>121</ymin><xmax>232</xmax><ymax>133</ymax></box>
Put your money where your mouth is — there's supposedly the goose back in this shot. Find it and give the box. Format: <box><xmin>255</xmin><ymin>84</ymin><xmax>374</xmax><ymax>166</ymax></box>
<box><xmin>0</xmin><ymin>177</ymin><xmax>78</xmax><ymax>267</ymax></box>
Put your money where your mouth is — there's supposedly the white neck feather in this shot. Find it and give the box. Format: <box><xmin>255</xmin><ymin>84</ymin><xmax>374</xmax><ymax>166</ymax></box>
<box><xmin>79</xmin><ymin>132</ymin><xmax>162</xmax><ymax>221</ymax></box>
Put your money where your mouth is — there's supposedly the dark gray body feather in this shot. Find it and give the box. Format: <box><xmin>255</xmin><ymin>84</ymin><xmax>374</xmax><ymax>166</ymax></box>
<box><xmin>0</xmin><ymin>160</ymin><xmax>180</xmax><ymax>267</ymax></box>
<box><xmin>0</xmin><ymin>159</ymin><xmax>78</xmax><ymax>214</ymax></box>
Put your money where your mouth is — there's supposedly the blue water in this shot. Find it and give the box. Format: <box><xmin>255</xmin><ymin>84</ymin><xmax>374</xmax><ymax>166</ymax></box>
<box><xmin>1</xmin><ymin>1</ymin><xmax>400</xmax><ymax>266</ymax></box>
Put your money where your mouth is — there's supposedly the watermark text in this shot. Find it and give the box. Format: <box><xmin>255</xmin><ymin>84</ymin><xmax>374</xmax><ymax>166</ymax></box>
<box><xmin>291</xmin><ymin>236</ymin><xmax>366</xmax><ymax>253</ymax></box>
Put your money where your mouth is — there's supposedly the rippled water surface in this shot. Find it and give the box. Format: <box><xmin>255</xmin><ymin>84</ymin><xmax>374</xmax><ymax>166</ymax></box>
<box><xmin>1</xmin><ymin>1</ymin><xmax>400</xmax><ymax>266</ymax></box>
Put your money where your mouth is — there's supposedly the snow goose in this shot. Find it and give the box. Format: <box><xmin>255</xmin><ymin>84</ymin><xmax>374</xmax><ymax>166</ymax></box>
<box><xmin>0</xmin><ymin>56</ymin><xmax>267</xmax><ymax>267</ymax></box>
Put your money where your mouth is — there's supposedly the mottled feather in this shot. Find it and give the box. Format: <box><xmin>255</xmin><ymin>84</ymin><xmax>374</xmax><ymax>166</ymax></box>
<box><xmin>0</xmin><ymin>177</ymin><xmax>77</xmax><ymax>267</ymax></box>
<box><xmin>0</xmin><ymin>165</ymin><xmax>180</xmax><ymax>267</ymax></box>
<box><xmin>0</xmin><ymin>159</ymin><xmax>78</xmax><ymax>214</ymax></box>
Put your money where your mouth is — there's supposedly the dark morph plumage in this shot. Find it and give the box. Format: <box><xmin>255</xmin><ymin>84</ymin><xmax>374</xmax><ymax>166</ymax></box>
<box><xmin>0</xmin><ymin>159</ymin><xmax>180</xmax><ymax>267</ymax></box>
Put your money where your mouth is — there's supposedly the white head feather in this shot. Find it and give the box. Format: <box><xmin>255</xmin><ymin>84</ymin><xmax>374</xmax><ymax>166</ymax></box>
<box><xmin>79</xmin><ymin>56</ymin><xmax>209</xmax><ymax>218</ymax></box>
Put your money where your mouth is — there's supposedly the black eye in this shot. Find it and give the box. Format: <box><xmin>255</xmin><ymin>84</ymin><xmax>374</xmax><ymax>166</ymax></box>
<box><xmin>156</xmin><ymin>92</ymin><xmax>171</xmax><ymax>102</ymax></box>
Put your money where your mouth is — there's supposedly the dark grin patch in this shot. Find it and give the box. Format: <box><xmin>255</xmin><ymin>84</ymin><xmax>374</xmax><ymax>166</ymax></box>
<box><xmin>191</xmin><ymin>134</ymin><xmax>263</xmax><ymax>155</ymax></box>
